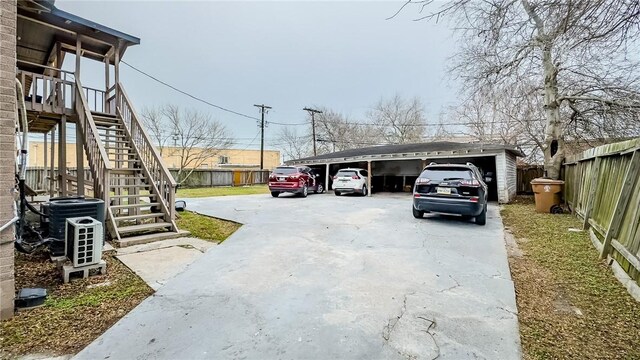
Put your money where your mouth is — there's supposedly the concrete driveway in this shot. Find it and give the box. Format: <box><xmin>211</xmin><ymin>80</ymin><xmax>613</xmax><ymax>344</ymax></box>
<box><xmin>76</xmin><ymin>193</ymin><xmax>520</xmax><ymax>360</ymax></box>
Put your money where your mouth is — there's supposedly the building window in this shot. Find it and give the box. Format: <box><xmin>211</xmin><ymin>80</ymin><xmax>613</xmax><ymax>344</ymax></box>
<box><xmin>219</xmin><ymin>156</ymin><xmax>229</xmax><ymax>164</ymax></box>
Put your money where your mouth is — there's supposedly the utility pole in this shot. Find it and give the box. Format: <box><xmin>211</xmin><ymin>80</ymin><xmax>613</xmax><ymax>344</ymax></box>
<box><xmin>303</xmin><ymin>107</ymin><xmax>323</xmax><ymax>156</ymax></box>
<box><xmin>254</xmin><ymin>104</ymin><xmax>271</xmax><ymax>169</ymax></box>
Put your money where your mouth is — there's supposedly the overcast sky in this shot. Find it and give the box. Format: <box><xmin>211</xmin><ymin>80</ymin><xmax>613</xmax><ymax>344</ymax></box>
<box><xmin>56</xmin><ymin>0</ymin><xmax>459</xmax><ymax>150</ymax></box>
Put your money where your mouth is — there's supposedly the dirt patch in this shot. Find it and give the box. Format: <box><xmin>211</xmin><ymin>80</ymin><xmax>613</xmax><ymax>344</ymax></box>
<box><xmin>0</xmin><ymin>249</ymin><xmax>152</xmax><ymax>358</ymax></box>
<box><xmin>502</xmin><ymin>203</ymin><xmax>640</xmax><ymax>360</ymax></box>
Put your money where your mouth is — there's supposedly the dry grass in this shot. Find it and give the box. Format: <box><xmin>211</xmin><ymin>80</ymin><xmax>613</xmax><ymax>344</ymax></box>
<box><xmin>176</xmin><ymin>210</ymin><xmax>241</xmax><ymax>243</ymax></box>
<box><xmin>502</xmin><ymin>201</ymin><xmax>640</xmax><ymax>360</ymax></box>
<box><xmin>0</xmin><ymin>250</ymin><xmax>152</xmax><ymax>358</ymax></box>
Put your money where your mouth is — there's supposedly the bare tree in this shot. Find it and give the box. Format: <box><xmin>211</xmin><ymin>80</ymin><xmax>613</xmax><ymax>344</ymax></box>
<box><xmin>398</xmin><ymin>0</ymin><xmax>640</xmax><ymax>179</ymax></box>
<box><xmin>314</xmin><ymin>107</ymin><xmax>383</xmax><ymax>152</ymax></box>
<box><xmin>140</xmin><ymin>106</ymin><xmax>169</xmax><ymax>156</ymax></box>
<box><xmin>140</xmin><ymin>104</ymin><xmax>232</xmax><ymax>184</ymax></box>
<box><xmin>277</xmin><ymin>127</ymin><xmax>312</xmax><ymax>161</ymax></box>
<box><xmin>368</xmin><ymin>94</ymin><xmax>428</xmax><ymax>144</ymax></box>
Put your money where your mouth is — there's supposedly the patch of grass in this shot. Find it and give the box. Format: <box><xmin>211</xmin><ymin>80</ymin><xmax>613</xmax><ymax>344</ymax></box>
<box><xmin>176</xmin><ymin>185</ymin><xmax>269</xmax><ymax>198</ymax></box>
<box><xmin>501</xmin><ymin>203</ymin><xmax>640</xmax><ymax>360</ymax></box>
<box><xmin>176</xmin><ymin>210</ymin><xmax>241</xmax><ymax>243</ymax></box>
<box><xmin>0</xmin><ymin>252</ymin><xmax>152</xmax><ymax>357</ymax></box>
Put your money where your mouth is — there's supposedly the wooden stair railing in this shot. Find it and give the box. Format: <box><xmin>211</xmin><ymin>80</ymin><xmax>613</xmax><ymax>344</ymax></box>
<box><xmin>74</xmin><ymin>77</ymin><xmax>118</xmax><ymax>235</ymax></box>
<box><xmin>116</xmin><ymin>83</ymin><xmax>177</xmax><ymax>229</ymax></box>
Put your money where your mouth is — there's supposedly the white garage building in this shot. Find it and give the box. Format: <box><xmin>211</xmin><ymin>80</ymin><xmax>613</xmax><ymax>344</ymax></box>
<box><xmin>286</xmin><ymin>142</ymin><xmax>523</xmax><ymax>203</ymax></box>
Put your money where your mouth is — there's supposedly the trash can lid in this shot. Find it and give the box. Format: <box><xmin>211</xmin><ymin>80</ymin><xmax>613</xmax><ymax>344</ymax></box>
<box><xmin>530</xmin><ymin>177</ymin><xmax>565</xmax><ymax>185</ymax></box>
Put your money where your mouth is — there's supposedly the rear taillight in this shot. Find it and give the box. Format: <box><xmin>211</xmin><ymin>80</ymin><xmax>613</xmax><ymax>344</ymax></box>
<box><xmin>352</xmin><ymin>175</ymin><xmax>360</xmax><ymax>179</ymax></box>
<box><xmin>461</xmin><ymin>179</ymin><xmax>480</xmax><ymax>187</ymax></box>
<box><xmin>415</xmin><ymin>178</ymin><xmax>431</xmax><ymax>184</ymax></box>
<box><xmin>414</xmin><ymin>193</ymin><xmax>421</xmax><ymax>198</ymax></box>
<box><xmin>469</xmin><ymin>196</ymin><xmax>479</xmax><ymax>202</ymax></box>
<box><xmin>332</xmin><ymin>176</ymin><xmax>337</xmax><ymax>180</ymax></box>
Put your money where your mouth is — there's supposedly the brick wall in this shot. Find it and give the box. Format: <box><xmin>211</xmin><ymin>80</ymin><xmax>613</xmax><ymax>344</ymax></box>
<box><xmin>0</xmin><ymin>0</ymin><xmax>17</xmax><ymax>320</ymax></box>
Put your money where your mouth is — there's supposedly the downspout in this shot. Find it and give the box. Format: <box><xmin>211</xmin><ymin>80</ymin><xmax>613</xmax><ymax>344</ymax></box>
<box><xmin>15</xmin><ymin>79</ymin><xmax>29</xmax><ymax>238</ymax></box>
<box><xmin>1</xmin><ymin>79</ymin><xmax>27</xmax><ymax>233</ymax></box>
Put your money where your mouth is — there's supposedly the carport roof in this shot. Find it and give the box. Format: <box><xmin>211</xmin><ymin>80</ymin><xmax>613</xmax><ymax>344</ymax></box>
<box><xmin>288</xmin><ymin>142</ymin><xmax>524</xmax><ymax>164</ymax></box>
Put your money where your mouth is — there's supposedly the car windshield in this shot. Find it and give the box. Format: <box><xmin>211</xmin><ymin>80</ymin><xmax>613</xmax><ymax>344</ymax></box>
<box><xmin>273</xmin><ymin>167</ymin><xmax>298</xmax><ymax>175</ymax></box>
<box><xmin>337</xmin><ymin>170</ymin><xmax>357</xmax><ymax>177</ymax></box>
<box><xmin>420</xmin><ymin>168</ymin><xmax>473</xmax><ymax>181</ymax></box>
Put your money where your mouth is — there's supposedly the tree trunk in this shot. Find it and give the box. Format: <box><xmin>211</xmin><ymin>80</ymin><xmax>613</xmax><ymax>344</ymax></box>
<box><xmin>541</xmin><ymin>42</ymin><xmax>564</xmax><ymax>179</ymax></box>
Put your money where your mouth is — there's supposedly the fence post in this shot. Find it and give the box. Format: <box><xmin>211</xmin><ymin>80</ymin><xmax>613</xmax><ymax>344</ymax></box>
<box><xmin>600</xmin><ymin>150</ymin><xmax>640</xmax><ymax>259</ymax></box>
<box><xmin>571</xmin><ymin>162</ymin><xmax>581</xmax><ymax>215</ymax></box>
<box><xmin>582</xmin><ymin>157</ymin><xmax>602</xmax><ymax>230</ymax></box>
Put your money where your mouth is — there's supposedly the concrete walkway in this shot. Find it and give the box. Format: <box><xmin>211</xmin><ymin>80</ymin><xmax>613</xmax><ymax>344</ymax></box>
<box><xmin>76</xmin><ymin>194</ymin><xmax>520</xmax><ymax>359</ymax></box>
<box><xmin>116</xmin><ymin>238</ymin><xmax>216</xmax><ymax>290</ymax></box>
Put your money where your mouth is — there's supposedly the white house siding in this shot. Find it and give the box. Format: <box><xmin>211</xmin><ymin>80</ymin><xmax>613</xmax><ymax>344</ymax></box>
<box><xmin>495</xmin><ymin>151</ymin><xmax>518</xmax><ymax>203</ymax></box>
<box><xmin>495</xmin><ymin>152</ymin><xmax>508</xmax><ymax>203</ymax></box>
<box><xmin>505</xmin><ymin>151</ymin><xmax>518</xmax><ymax>202</ymax></box>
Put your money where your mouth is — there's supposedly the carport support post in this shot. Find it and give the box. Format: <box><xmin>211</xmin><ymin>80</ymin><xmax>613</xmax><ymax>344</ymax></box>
<box><xmin>325</xmin><ymin>163</ymin><xmax>330</xmax><ymax>191</ymax></box>
<box><xmin>367</xmin><ymin>161</ymin><xmax>372</xmax><ymax>197</ymax></box>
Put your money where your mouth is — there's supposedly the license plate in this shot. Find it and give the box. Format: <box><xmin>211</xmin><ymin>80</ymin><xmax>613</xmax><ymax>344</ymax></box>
<box><xmin>340</xmin><ymin>179</ymin><xmax>349</xmax><ymax>182</ymax></box>
<box><xmin>437</xmin><ymin>187</ymin><xmax>451</xmax><ymax>195</ymax></box>
<box><xmin>278</xmin><ymin>177</ymin><xmax>285</xmax><ymax>181</ymax></box>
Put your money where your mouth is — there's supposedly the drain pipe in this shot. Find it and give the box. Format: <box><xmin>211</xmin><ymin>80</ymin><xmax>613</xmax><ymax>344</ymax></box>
<box><xmin>15</xmin><ymin>78</ymin><xmax>29</xmax><ymax>239</ymax></box>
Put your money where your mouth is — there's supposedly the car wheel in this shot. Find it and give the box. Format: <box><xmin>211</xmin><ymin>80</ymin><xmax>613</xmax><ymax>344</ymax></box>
<box><xmin>315</xmin><ymin>183</ymin><xmax>324</xmax><ymax>194</ymax></box>
<box><xmin>300</xmin><ymin>184</ymin><xmax>308</xmax><ymax>198</ymax></box>
<box><xmin>334</xmin><ymin>190</ymin><xmax>341</xmax><ymax>196</ymax></box>
<box><xmin>413</xmin><ymin>206</ymin><xmax>424</xmax><ymax>219</ymax></box>
<box><xmin>475</xmin><ymin>204</ymin><xmax>487</xmax><ymax>225</ymax></box>
<box><xmin>361</xmin><ymin>185</ymin><xmax>368</xmax><ymax>196</ymax></box>
<box><xmin>270</xmin><ymin>191</ymin><xmax>280</xmax><ymax>198</ymax></box>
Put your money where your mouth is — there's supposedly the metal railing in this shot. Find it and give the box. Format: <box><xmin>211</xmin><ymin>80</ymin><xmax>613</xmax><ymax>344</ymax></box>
<box><xmin>116</xmin><ymin>82</ymin><xmax>177</xmax><ymax>224</ymax></box>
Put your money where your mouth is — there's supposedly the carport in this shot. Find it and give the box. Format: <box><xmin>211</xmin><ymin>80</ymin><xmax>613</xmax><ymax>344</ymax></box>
<box><xmin>287</xmin><ymin>142</ymin><xmax>523</xmax><ymax>203</ymax></box>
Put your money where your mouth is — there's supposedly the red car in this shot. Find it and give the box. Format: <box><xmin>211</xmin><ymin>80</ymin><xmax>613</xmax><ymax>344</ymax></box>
<box><xmin>268</xmin><ymin>166</ymin><xmax>325</xmax><ymax>198</ymax></box>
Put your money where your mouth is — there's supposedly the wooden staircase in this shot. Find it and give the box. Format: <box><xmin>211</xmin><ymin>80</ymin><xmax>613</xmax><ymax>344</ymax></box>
<box><xmin>74</xmin><ymin>78</ymin><xmax>187</xmax><ymax>247</ymax></box>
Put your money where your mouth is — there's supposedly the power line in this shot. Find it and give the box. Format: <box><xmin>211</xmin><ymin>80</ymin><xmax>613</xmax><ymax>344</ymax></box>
<box><xmin>121</xmin><ymin>60</ymin><xmax>260</xmax><ymax>121</ymax></box>
<box><xmin>269</xmin><ymin>121</ymin><xmax>310</xmax><ymax>126</ymax></box>
<box><xmin>237</xmin><ymin>130</ymin><xmax>262</xmax><ymax>152</ymax></box>
<box><xmin>122</xmin><ymin>60</ymin><xmax>315</xmax><ymax>128</ymax></box>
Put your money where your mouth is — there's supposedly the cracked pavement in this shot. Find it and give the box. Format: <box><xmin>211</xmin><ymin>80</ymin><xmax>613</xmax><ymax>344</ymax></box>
<box><xmin>75</xmin><ymin>193</ymin><xmax>521</xmax><ymax>360</ymax></box>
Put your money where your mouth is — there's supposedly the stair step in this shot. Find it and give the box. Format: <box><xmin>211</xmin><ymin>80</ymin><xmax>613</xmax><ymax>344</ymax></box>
<box><xmin>113</xmin><ymin>213</ymin><xmax>164</xmax><ymax>221</ymax></box>
<box><xmin>111</xmin><ymin>169</ymin><xmax>139</xmax><ymax>174</ymax></box>
<box><xmin>105</xmin><ymin>145</ymin><xmax>132</xmax><ymax>150</ymax></box>
<box><xmin>111</xmin><ymin>175</ymin><xmax>146</xmax><ymax>180</ymax></box>
<box><xmin>97</xmin><ymin>128</ymin><xmax>126</xmax><ymax>133</ymax></box>
<box><xmin>108</xmin><ymin>157</ymin><xmax>137</xmax><ymax>162</ymax></box>
<box><xmin>111</xmin><ymin>159</ymin><xmax>140</xmax><ymax>163</ymax></box>
<box><xmin>94</xmin><ymin>120</ymin><xmax>122</xmax><ymax>127</ymax></box>
<box><xmin>91</xmin><ymin>110</ymin><xmax>117</xmax><ymax>117</ymax></box>
<box><xmin>111</xmin><ymin>184</ymin><xmax>151</xmax><ymax>189</ymax></box>
<box><xmin>111</xmin><ymin>193</ymin><xmax>156</xmax><ymax>199</ymax></box>
<box><xmin>111</xmin><ymin>202</ymin><xmax>159</xmax><ymax>210</ymax></box>
<box><xmin>102</xmin><ymin>140</ymin><xmax>131</xmax><ymax>144</ymax></box>
<box><xmin>100</xmin><ymin>134</ymin><xmax>128</xmax><ymax>139</ymax></box>
<box><xmin>117</xmin><ymin>222</ymin><xmax>172</xmax><ymax>234</ymax></box>
<box><xmin>114</xmin><ymin>229</ymin><xmax>190</xmax><ymax>247</ymax></box>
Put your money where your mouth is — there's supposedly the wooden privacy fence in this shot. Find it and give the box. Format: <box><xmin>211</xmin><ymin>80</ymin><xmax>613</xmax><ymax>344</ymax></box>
<box><xmin>517</xmin><ymin>165</ymin><xmax>544</xmax><ymax>194</ymax></box>
<box><xmin>564</xmin><ymin>138</ymin><xmax>640</xmax><ymax>288</ymax></box>
<box><xmin>26</xmin><ymin>168</ymin><xmax>271</xmax><ymax>190</ymax></box>
<box><xmin>168</xmin><ymin>169</ymin><xmax>270</xmax><ymax>188</ymax></box>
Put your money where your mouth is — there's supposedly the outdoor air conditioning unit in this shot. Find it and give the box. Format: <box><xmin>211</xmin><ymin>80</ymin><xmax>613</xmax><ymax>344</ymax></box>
<box><xmin>65</xmin><ymin>217</ymin><xmax>103</xmax><ymax>268</ymax></box>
